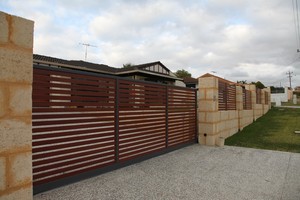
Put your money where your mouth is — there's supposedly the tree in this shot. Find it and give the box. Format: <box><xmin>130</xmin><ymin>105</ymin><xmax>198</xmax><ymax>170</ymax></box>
<box><xmin>123</xmin><ymin>63</ymin><xmax>134</xmax><ymax>68</ymax></box>
<box><xmin>250</xmin><ymin>81</ymin><xmax>265</xmax><ymax>89</ymax></box>
<box><xmin>175</xmin><ymin>69</ymin><xmax>192</xmax><ymax>79</ymax></box>
<box><xmin>237</xmin><ymin>80</ymin><xmax>247</xmax><ymax>84</ymax></box>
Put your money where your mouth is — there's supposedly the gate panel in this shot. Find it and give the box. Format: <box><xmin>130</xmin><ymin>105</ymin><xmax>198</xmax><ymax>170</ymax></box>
<box><xmin>167</xmin><ymin>87</ymin><xmax>197</xmax><ymax>146</ymax></box>
<box><xmin>32</xmin><ymin>67</ymin><xmax>116</xmax><ymax>186</ymax></box>
<box><xmin>32</xmin><ymin>66</ymin><xmax>197</xmax><ymax>193</ymax></box>
<box><xmin>118</xmin><ymin>80</ymin><xmax>167</xmax><ymax>161</ymax></box>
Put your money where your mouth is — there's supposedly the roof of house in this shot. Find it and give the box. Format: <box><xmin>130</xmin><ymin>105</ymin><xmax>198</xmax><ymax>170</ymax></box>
<box><xmin>199</xmin><ymin>73</ymin><xmax>236</xmax><ymax>85</ymax></box>
<box><xmin>183</xmin><ymin>77</ymin><xmax>198</xmax><ymax>84</ymax></box>
<box><xmin>33</xmin><ymin>54</ymin><xmax>182</xmax><ymax>81</ymax></box>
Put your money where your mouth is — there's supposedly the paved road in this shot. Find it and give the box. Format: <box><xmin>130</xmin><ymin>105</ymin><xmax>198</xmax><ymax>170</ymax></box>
<box><xmin>34</xmin><ymin>145</ymin><xmax>300</xmax><ymax>200</ymax></box>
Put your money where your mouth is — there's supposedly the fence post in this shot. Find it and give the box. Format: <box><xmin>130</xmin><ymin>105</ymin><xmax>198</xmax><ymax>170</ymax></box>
<box><xmin>245</xmin><ymin>84</ymin><xmax>256</xmax><ymax>121</ymax></box>
<box><xmin>236</xmin><ymin>86</ymin><xmax>243</xmax><ymax>130</ymax></box>
<box><xmin>165</xmin><ymin>86</ymin><xmax>168</xmax><ymax>148</ymax></box>
<box><xmin>197</xmin><ymin>77</ymin><xmax>219</xmax><ymax>146</ymax></box>
<box><xmin>0</xmin><ymin>11</ymin><xmax>34</xmax><ymax>200</ymax></box>
<box><xmin>114</xmin><ymin>79</ymin><xmax>119</xmax><ymax>162</ymax></box>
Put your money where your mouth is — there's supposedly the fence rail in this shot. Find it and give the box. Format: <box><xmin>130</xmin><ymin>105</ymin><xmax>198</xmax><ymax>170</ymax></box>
<box><xmin>32</xmin><ymin>66</ymin><xmax>196</xmax><ymax>189</ymax></box>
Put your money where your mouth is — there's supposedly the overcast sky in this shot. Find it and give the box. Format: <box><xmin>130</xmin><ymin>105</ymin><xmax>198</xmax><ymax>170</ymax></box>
<box><xmin>1</xmin><ymin>0</ymin><xmax>300</xmax><ymax>87</ymax></box>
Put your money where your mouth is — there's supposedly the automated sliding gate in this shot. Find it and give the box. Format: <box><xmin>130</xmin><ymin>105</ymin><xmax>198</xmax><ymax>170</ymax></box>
<box><xmin>32</xmin><ymin>65</ymin><xmax>197</xmax><ymax>193</ymax></box>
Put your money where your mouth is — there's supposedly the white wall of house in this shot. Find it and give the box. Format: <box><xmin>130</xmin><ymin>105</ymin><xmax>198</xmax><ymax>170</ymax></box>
<box><xmin>270</xmin><ymin>87</ymin><xmax>290</xmax><ymax>103</ymax></box>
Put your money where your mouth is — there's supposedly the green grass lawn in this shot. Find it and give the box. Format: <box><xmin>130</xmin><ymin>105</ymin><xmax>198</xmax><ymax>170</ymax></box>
<box><xmin>225</xmin><ymin>107</ymin><xmax>300</xmax><ymax>153</ymax></box>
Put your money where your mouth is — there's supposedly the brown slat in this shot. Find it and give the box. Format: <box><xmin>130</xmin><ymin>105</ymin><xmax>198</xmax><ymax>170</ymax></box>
<box><xmin>32</xmin><ymin>112</ymin><xmax>114</xmax><ymax>120</ymax></box>
<box><xmin>32</xmin><ymin>107</ymin><xmax>114</xmax><ymax>112</ymax></box>
<box><xmin>33</xmin><ymin>116</ymin><xmax>114</xmax><ymax>126</ymax></box>
<box><xmin>119</xmin><ymin>111</ymin><xmax>165</xmax><ymax>116</ymax></box>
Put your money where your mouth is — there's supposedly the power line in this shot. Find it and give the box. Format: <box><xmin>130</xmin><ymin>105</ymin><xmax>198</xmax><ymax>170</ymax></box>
<box><xmin>79</xmin><ymin>43</ymin><xmax>97</xmax><ymax>61</ymax></box>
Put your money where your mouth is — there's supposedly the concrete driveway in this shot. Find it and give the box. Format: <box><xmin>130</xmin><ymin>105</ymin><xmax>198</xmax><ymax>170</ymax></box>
<box><xmin>34</xmin><ymin>145</ymin><xmax>300</xmax><ymax>200</ymax></box>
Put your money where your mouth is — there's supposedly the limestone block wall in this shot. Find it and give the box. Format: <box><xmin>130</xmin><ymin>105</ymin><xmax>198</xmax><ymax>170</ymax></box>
<box><xmin>0</xmin><ymin>11</ymin><xmax>33</xmax><ymax>200</ymax></box>
<box><xmin>239</xmin><ymin>110</ymin><xmax>254</xmax><ymax>130</ymax></box>
<box><xmin>198</xmin><ymin>77</ymin><xmax>270</xmax><ymax>146</ymax></box>
<box><xmin>218</xmin><ymin>110</ymin><xmax>239</xmax><ymax>138</ymax></box>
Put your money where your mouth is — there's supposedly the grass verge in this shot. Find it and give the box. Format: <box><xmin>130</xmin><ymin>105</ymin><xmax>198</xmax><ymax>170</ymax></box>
<box><xmin>225</xmin><ymin>107</ymin><xmax>300</xmax><ymax>153</ymax></box>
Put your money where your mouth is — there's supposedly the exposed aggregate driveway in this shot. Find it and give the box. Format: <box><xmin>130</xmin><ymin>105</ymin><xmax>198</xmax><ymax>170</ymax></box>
<box><xmin>34</xmin><ymin>145</ymin><xmax>300</xmax><ymax>200</ymax></box>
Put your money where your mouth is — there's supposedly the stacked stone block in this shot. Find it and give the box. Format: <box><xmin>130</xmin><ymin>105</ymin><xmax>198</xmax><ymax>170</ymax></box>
<box><xmin>198</xmin><ymin>77</ymin><xmax>218</xmax><ymax>145</ymax></box>
<box><xmin>198</xmin><ymin>77</ymin><xmax>270</xmax><ymax>147</ymax></box>
<box><xmin>0</xmin><ymin>11</ymin><xmax>33</xmax><ymax>200</ymax></box>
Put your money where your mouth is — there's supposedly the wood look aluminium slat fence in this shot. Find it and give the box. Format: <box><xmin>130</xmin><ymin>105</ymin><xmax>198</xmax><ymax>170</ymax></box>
<box><xmin>243</xmin><ymin>88</ymin><xmax>252</xmax><ymax>110</ymax></box>
<box><xmin>218</xmin><ymin>80</ymin><xmax>236</xmax><ymax>110</ymax></box>
<box><xmin>256</xmin><ymin>88</ymin><xmax>262</xmax><ymax>104</ymax></box>
<box><xmin>264</xmin><ymin>91</ymin><xmax>269</xmax><ymax>105</ymax></box>
<box><xmin>32</xmin><ymin>66</ymin><xmax>197</xmax><ymax>191</ymax></box>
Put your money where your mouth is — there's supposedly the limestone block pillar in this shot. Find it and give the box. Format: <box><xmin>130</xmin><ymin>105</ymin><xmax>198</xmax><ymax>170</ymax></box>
<box><xmin>236</xmin><ymin>86</ymin><xmax>243</xmax><ymax>130</ymax></box>
<box><xmin>245</xmin><ymin>84</ymin><xmax>257</xmax><ymax>121</ymax></box>
<box><xmin>0</xmin><ymin>11</ymin><xmax>34</xmax><ymax>200</ymax></box>
<box><xmin>261</xmin><ymin>90</ymin><xmax>265</xmax><ymax>114</ymax></box>
<box><xmin>198</xmin><ymin>77</ymin><xmax>219</xmax><ymax>146</ymax></box>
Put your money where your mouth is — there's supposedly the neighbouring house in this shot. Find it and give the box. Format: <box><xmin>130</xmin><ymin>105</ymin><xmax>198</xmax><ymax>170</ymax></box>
<box><xmin>270</xmin><ymin>86</ymin><xmax>293</xmax><ymax>103</ymax></box>
<box><xmin>33</xmin><ymin>54</ymin><xmax>184</xmax><ymax>86</ymax></box>
<box><xmin>183</xmin><ymin>77</ymin><xmax>198</xmax><ymax>88</ymax></box>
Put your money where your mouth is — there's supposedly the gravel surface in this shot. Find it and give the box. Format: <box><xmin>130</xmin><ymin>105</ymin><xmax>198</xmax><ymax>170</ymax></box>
<box><xmin>34</xmin><ymin>145</ymin><xmax>300</xmax><ymax>200</ymax></box>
